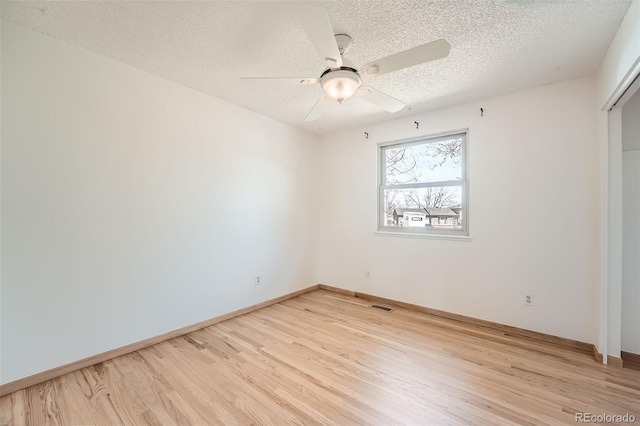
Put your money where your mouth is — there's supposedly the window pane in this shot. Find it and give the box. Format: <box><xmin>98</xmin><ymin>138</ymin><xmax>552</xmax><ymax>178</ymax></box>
<box><xmin>382</xmin><ymin>186</ymin><xmax>463</xmax><ymax>230</ymax></box>
<box><xmin>385</xmin><ymin>137</ymin><xmax>463</xmax><ymax>184</ymax></box>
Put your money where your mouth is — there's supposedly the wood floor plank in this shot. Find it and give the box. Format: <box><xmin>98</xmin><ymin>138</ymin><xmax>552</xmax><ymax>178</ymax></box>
<box><xmin>2</xmin><ymin>289</ymin><xmax>639</xmax><ymax>425</ymax></box>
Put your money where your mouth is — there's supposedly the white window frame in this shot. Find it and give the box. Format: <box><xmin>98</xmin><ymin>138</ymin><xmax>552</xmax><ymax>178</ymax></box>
<box><xmin>377</xmin><ymin>130</ymin><xmax>469</xmax><ymax>237</ymax></box>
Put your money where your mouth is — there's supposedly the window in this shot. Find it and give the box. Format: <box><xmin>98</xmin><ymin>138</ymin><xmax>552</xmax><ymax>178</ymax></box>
<box><xmin>378</xmin><ymin>131</ymin><xmax>468</xmax><ymax>236</ymax></box>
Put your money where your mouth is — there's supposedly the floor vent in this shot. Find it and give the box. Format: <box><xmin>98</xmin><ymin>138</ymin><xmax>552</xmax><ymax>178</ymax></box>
<box><xmin>371</xmin><ymin>305</ymin><xmax>393</xmax><ymax>312</ymax></box>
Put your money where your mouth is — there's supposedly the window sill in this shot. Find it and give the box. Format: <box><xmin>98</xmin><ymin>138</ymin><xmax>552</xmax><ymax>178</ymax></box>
<box><xmin>374</xmin><ymin>230</ymin><xmax>473</xmax><ymax>241</ymax></box>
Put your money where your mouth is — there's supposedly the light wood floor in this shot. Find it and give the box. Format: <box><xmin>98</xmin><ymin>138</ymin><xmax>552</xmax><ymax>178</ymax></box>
<box><xmin>1</xmin><ymin>290</ymin><xmax>639</xmax><ymax>425</ymax></box>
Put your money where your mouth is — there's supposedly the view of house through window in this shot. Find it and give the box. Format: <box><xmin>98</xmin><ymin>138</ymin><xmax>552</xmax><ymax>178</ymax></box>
<box><xmin>379</xmin><ymin>132</ymin><xmax>467</xmax><ymax>235</ymax></box>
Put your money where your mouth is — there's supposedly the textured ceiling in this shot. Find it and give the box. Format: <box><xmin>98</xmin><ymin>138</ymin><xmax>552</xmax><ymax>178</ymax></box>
<box><xmin>1</xmin><ymin>0</ymin><xmax>632</xmax><ymax>135</ymax></box>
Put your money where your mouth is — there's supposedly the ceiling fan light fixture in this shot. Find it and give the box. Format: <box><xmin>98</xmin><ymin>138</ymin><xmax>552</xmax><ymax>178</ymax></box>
<box><xmin>320</xmin><ymin>70</ymin><xmax>361</xmax><ymax>101</ymax></box>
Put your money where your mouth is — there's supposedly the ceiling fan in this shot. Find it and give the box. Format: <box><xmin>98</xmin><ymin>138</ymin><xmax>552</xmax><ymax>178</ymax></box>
<box><xmin>242</xmin><ymin>6</ymin><xmax>451</xmax><ymax>121</ymax></box>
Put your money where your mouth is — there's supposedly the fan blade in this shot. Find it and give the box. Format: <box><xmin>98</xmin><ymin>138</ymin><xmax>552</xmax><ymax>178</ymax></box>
<box><xmin>360</xmin><ymin>39</ymin><xmax>450</xmax><ymax>77</ymax></box>
<box><xmin>357</xmin><ymin>86</ymin><xmax>405</xmax><ymax>113</ymax></box>
<box><xmin>305</xmin><ymin>96</ymin><xmax>331</xmax><ymax>121</ymax></box>
<box><xmin>241</xmin><ymin>77</ymin><xmax>319</xmax><ymax>85</ymax></box>
<box><xmin>297</xmin><ymin>6</ymin><xmax>343</xmax><ymax>68</ymax></box>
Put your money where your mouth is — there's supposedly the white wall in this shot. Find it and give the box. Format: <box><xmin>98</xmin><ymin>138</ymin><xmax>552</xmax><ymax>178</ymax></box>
<box><xmin>622</xmin><ymin>150</ymin><xmax>640</xmax><ymax>354</ymax></box>
<box><xmin>318</xmin><ymin>78</ymin><xmax>599</xmax><ymax>344</ymax></box>
<box><xmin>0</xmin><ymin>20</ymin><xmax>320</xmax><ymax>385</ymax></box>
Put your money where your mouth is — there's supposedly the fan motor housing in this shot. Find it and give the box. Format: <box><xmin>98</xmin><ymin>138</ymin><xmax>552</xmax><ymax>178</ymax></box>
<box><xmin>320</xmin><ymin>66</ymin><xmax>359</xmax><ymax>78</ymax></box>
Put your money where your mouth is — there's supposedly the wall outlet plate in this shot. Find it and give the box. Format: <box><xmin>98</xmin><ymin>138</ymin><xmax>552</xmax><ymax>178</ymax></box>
<box><xmin>524</xmin><ymin>294</ymin><xmax>534</xmax><ymax>306</ymax></box>
<box><xmin>364</xmin><ymin>269</ymin><xmax>371</xmax><ymax>278</ymax></box>
<box><xmin>255</xmin><ymin>275</ymin><xmax>261</xmax><ymax>285</ymax></box>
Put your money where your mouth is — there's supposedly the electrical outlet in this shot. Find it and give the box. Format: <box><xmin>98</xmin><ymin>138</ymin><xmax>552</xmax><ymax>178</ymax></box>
<box><xmin>255</xmin><ymin>275</ymin><xmax>261</xmax><ymax>285</ymax></box>
<box><xmin>524</xmin><ymin>294</ymin><xmax>534</xmax><ymax>307</ymax></box>
<box><xmin>364</xmin><ymin>269</ymin><xmax>371</xmax><ymax>279</ymax></box>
